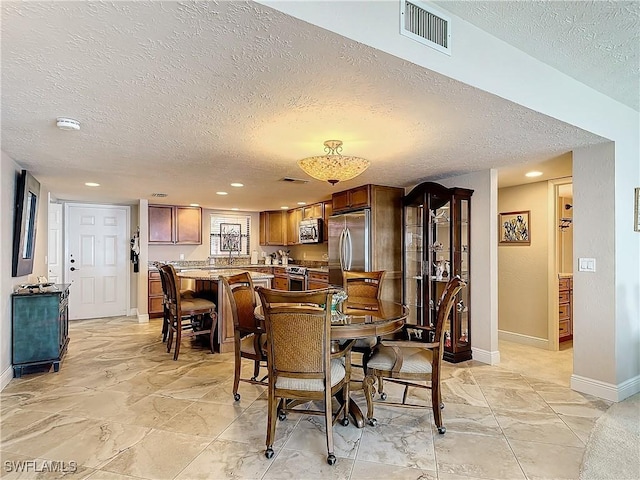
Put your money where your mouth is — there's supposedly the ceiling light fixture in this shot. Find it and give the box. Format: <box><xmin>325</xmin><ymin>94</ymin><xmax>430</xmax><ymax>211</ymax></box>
<box><xmin>280</xmin><ymin>206</ymin><xmax>289</xmax><ymax>210</ymax></box>
<box><xmin>84</xmin><ymin>182</ymin><xmax>100</xmax><ymax>187</ymax></box>
<box><xmin>230</xmin><ymin>183</ymin><xmax>244</xmax><ymax>187</ymax></box>
<box><xmin>297</xmin><ymin>202</ymin><xmax>306</xmax><ymax>206</ymax></box>
<box><xmin>298</xmin><ymin>140</ymin><xmax>370</xmax><ymax>185</ymax></box>
<box><xmin>56</xmin><ymin>117</ymin><xmax>80</xmax><ymax>131</ymax></box>
<box><xmin>216</xmin><ymin>191</ymin><xmax>228</xmax><ymax>196</ymax></box>
<box><xmin>190</xmin><ymin>203</ymin><xmax>199</xmax><ymax>207</ymax></box>
<box><xmin>525</xmin><ymin>171</ymin><xmax>543</xmax><ymax>177</ymax></box>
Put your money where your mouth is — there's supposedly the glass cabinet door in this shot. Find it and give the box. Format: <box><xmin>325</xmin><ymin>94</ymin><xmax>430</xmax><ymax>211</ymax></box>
<box><xmin>403</xmin><ymin>182</ymin><xmax>473</xmax><ymax>363</ymax></box>
<box><xmin>403</xmin><ymin>204</ymin><xmax>423</xmax><ymax>325</ymax></box>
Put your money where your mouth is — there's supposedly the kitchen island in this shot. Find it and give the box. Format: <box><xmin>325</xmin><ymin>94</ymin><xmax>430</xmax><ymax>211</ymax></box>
<box><xmin>177</xmin><ymin>269</ymin><xmax>273</xmax><ymax>353</ymax></box>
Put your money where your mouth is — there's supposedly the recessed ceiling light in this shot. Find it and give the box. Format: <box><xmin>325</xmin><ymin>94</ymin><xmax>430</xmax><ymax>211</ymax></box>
<box><xmin>216</xmin><ymin>191</ymin><xmax>228</xmax><ymax>196</ymax></box>
<box><xmin>297</xmin><ymin>202</ymin><xmax>306</xmax><ymax>206</ymax></box>
<box><xmin>85</xmin><ymin>182</ymin><xmax>100</xmax><ymax>187</ymax></box>
<box><xmin>231</xmin><ymin>207</ymin><xmax>239</xmax><ymax>211</ymax></box>
<box><xmin>230</xmin><ymin>183</ymin><xmax>244</xmax><ymax>188</ymax></box>
<box><xmin>525</xmin><ymin>171</ymin><xmax>543</xmax><ymax>177</ymax></box>
<box><xmin>280</xmin><ymin>206</ymin><xmax>289</xmax><ymax>210</ymax></box>
<box><xmin>190</xmin><ymin>203</ymin><xmax>199</xmax><ymax>207</ymax></box>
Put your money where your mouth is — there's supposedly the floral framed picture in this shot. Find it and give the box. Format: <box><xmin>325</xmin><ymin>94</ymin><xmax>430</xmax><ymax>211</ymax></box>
<box><xmin>499</xmin><ymin>211</ymin><xmax>531</xmax><ymax>245</ymax></box>
<box><xmin>220</xmin><ymin>223</ymin><xmax>241</xmax><ymax>252</ymax></box>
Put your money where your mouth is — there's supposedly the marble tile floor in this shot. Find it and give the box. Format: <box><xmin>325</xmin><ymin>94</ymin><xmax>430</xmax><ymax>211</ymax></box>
<box><xmin>1</xmin><ymin>316</ymin><xmax>611</xmax><ymax>480</ymax></box>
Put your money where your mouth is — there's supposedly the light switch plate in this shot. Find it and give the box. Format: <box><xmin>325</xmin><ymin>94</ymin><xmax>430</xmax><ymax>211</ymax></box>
<box><xmin>578</xmin><ymin>257</ymin><xmax>596</xmax><ymax>272</ymax></box>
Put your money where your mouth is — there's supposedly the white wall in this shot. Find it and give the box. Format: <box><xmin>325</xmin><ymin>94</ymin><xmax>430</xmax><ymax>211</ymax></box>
<box><xmin>437</xmin><ymin>169</ymin><xmax>499</xmax><ymax>365</ymax></box>
<box><xmin>261</xmin><ymin>0</ymin><xmax>640</xmax><ymax>400</ymax></box>
<box><xmin>498</xmin><ymin>182</ymin><xmax>550</xmax><ymax>342</ymax></box>
<box><xmin>1</xmin><ymin>151</ymin><xmax>50</xmax><ymax>389</ymax></box>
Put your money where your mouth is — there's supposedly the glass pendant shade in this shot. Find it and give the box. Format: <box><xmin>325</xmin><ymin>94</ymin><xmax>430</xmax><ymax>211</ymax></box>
<box><xmin>298</xmin><ymin>140</ymin><xmax>370</xmax><ymax>185</ymax></box>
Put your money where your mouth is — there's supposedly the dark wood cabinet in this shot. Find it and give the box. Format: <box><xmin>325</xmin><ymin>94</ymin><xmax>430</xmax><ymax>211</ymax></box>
<box><xmin>259</xmin><ymin>211</ymin><xmax>287</xmax><ymax>246</ymax></box>
<box><xmin>12</xmin><ymin>285</ymin><xmax>70</xmax><ymax>377</ymax></box>
<box><xmin>403</xmin><ymin>182</ymin><xmax>473</xmax><ymax>363</ymax></box>
<box><xmin>332</xmin><ymin>185</ymin><xmax>371</xmax><ymax>213</ymax></box>
<box><xmin>322</xmin><ymin>200</ymin><xmax>332</xmax><ymax>243</ymax></box>
<box><xmin>149</xmin><ymin>205</ymin><xmax>201</xmax><ymax>244</ymax></box>
<box><xmin>559</xmin><ymin>275</ymin><xmax>573</xmax><ymax>342</ymax></box>
<box><xmin>308</xmin><ymin>270</ymin><xmax>329</xmax><ymax>290</ymax></box>
<box><xmin>148</xmin><ymin>270</ymin><xmax>164</xmax><ymax>318</ymax></box>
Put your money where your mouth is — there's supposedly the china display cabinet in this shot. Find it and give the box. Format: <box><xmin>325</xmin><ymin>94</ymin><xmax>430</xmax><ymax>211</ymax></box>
<box><xmin>402</xmin><ymin>182</ymin><xmax>473</xmax><ymax>363</ymax></box>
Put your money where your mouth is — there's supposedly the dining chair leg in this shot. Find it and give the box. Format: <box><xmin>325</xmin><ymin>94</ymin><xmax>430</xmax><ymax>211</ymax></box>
<box><xmin>265</xmin><ymin>390</ymin><xmax>277</xmax><ymax>459</ymax></box>
<box><xmin>324</xmin><ymin>388</ymin><xmax>336</xmax><ymax>465</ymax></box>
<box><xmin>252</xmin><ymin>359</ymin><xmax>260</xmax><ymax>381</ymax></box>
<box><xmin>166</xmin><ymin>322</ymin><xmax>174</xmax><ymax>353</ymax></box>
<box><xmin>431</xmin><ymin>368</ymin><xmax>445</xmax><ymax>434</ymax></box>
<box><xmin>363</xmin><ymin>374</ymin><xmax>376</xmax><ymax>425</ymax></box>
<box><xmin>173</xmin><ymin>324</ymin><xmax>182</xmax><ymax>361</ymax></box>
<box><xmin>208</xmin><ymin>313</ymin><xmax>217</xmax><ymax>354</ymax></box>
<box><xmin>233</xmin><ymin>346</ymin><xmax>242</xmax><ymax>401</ymax></box>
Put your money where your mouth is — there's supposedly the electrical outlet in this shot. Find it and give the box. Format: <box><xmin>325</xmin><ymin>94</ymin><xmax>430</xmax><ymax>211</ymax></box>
<box><xmin>179</xmin><ymin>253</ymin><xmax>185</xmax><ymax>260</ymax></box>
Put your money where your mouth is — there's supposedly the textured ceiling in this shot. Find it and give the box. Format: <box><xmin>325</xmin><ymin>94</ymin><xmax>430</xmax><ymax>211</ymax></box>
<box><xmin>435</xmin><ymin>0</ymin><xmax>640</xmax><ymax>111</ymax></box>
<box><xmin>0</xmin><ymin>1</ymin><xmax>619</xmax><ymax>210</ymax></box>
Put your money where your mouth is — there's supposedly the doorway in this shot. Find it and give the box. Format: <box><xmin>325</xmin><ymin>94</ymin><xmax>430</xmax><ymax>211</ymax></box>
<box><xmin>64</xmin><ymin>203</ymin><xmax>130</xmax><ymax>320</ymax></box>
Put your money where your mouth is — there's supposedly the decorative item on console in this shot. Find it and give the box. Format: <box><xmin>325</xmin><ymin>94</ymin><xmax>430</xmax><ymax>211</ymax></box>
<box><xmin>278</xmin><ymin>250</ymin><xmax>290</xmax><ymax>265</ymax></box>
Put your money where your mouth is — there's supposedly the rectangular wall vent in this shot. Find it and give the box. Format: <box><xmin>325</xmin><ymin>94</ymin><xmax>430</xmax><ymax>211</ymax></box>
<box><xmin>280</xmin><ymin>177</ymin><xmax>309</xmax><ymax>184</ymax></box>
<box><xmin>400</xmin><ymin>0</ymin><xmax>451</xmax><ymax>55</ymax></box>
<box><xmin>151</xmin><ymin>193</ymin><xmax>168</xmax><ymax>197</ymax></box>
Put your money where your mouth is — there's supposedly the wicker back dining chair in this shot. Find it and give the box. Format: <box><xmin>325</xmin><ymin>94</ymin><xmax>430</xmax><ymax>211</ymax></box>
<box><xmin>154</xmin><ymin>261</ymin><xmax>195</xmax><ymax>343</ymax></box>
<box><xmin>256</xmin><ymin>287</ymin><xmax>353</xmax><ymax>466</ymax></box>
<box><xmin>364</xmin><ymin>275</ymin><xmax>466</xmax><ymax>433</ymax></box>
<box><xmin>221</xmin><ymin>272</ymin><xmax>268</xmax><ymax>401</ymax></box>
<box><xmin>342</xmin><ymin>270</ymin><xmax>386</xmax><ymax>370</ymax></box>
<box><xmin>159</xmin><ymin>264</ymin><xmax>217</xmax><ymax>361</ymax></box>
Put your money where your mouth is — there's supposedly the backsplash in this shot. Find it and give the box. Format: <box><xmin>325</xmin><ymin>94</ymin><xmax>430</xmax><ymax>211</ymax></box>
<box><xmin>149</xmin><ymin>257</ymin><xmax>327</xmax><ymax>269</ymax></box>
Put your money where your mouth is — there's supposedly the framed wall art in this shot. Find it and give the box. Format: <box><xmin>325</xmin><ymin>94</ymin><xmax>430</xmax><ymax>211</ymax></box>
<box><xmin>499</xmin><ymin>210</ymin><xmax>531</xmax><ymax>245</ymax></box>
<box><xmin>220</xmin><ymin>223</ymin><xmax>241</xmax><ymax>252</ymax></box>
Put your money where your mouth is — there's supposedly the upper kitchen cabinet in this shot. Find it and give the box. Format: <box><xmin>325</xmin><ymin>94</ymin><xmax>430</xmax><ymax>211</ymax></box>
<box><xmin>286</xmin><ymin>208</ymin><xmax>302</xmax><ymax>246</ymax></box>
<box><xmin>149</xmin><ymin>205</ymin><xmax>202</xmax><ymax>244</ymax></box>
<box><xmin>402</xmin><ymin>181</ymin><xmax>473</xmax><ymax>363</ymax></box>
<box><xmin>259</xmin><ymin>210</ymin><xmax>287</xmax><ymax>246</ymax></box>
<box><xmin>322</xmin><ymin>200</ymin><xmax>332</xmax><ymax>243</ymax></box>
<box><xmin>332</xmin><ymin>184</ymin><xmax>371</xmax><ymax>213</ymax></box>
<box><xmin>303</xmin><ymin>202</ymin><xmax>323</xmax><ymax>219</ymax></box>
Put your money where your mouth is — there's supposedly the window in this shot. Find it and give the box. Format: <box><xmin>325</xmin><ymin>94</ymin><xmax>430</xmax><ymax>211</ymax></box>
<box><xmin>210</xmin><ymin>214</ymin><xmax>251</xmax><ymax>256</ymax></box>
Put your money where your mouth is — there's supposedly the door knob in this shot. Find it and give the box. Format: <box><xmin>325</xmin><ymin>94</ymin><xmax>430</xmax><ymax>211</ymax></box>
<box><xmin>70</xmin><ymin>267</ymin><xmax>79</xmax><ymax>271</ymax></box>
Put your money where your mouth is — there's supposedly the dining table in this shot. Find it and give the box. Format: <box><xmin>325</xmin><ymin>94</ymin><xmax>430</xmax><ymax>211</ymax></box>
<box><xmin>255</xmin><ymin>295</ymin><xmax>409</xmax><ymax>428</ymax></box>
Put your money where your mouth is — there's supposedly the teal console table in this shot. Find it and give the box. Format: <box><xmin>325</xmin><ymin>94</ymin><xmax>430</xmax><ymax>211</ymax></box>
<box><xmin>11</xmin><ymin>284</ymin><xmax>70</xmax><ymax>377</ymax></box>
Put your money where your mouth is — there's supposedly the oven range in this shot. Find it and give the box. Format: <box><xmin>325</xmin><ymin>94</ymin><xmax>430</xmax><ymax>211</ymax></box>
<box><xmin>285</xmin><ymin>266</ymin><xmax>308</xmax><ymax>291</ymax></box>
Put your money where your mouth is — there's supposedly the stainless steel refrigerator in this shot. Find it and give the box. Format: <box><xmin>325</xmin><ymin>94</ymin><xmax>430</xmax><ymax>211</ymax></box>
<box><xmin>328</xmin><ymin>210</ymin><xmax>371</xmax><ymax>286</ymax></box>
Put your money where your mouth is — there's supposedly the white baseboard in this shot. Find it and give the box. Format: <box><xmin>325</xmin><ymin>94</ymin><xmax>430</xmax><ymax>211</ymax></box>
<box><xmin>498</xmin><ymin>330</ymin><xmax>549</xmax><ymax>349</ymax></box>
<box><xmin>571</xmin><ymin>373</ymin><xmax>640</xmax><ymax>402</ymax></box>
<box><xmin>137</xmin><ymin>311</ymin><xmax>149</xmax><ymax>323</ymax></box>
<box><xmin>1</xmin><ymin>366</ymin><xmax>14</xmax><ymax>391</ymax></box>
<box><xmin>471</xmin><ymin>347</ymin><xmax>500</xmax><ymax>365</ymax></box>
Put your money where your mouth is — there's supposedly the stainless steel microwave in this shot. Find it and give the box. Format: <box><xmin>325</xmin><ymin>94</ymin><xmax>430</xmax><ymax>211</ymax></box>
<box><xmin>299</xmin><ymin>218</ymin><xmax>322</xmax><ymax>244</ymax></box>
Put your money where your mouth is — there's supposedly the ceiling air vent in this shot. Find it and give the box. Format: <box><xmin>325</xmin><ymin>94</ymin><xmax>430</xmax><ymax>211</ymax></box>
<box><xmin>151</xmin><ymin>193</ymin><xmax>168</xmax><ymax>197</ymax></box>
<box><xmin>400</xmin><ymin>0</ymin><xmax>451</xmax><ymax>55</ymax></box>
<box><xmin>279</xmin><ymin>177</ymin><xmax>309</xmax><ymax>184</ymax></box>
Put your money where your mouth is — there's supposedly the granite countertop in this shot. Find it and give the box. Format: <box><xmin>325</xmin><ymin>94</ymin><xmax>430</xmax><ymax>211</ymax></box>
<box><xmin>177</xmin><ymin>269</ymin><xmax>274</xmax><ymax>280</ymax></box>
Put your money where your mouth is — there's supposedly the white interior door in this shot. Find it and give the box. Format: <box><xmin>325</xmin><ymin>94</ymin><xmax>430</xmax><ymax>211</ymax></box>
<box><xmin>48</xmin><ymin>202</ymin><xmax>63</xmax><ymax>284</ymax></box>
<box><xmin>65</xmin><ymin>203</ymin><xmax>129</xmax><ymax>320</ymax></box>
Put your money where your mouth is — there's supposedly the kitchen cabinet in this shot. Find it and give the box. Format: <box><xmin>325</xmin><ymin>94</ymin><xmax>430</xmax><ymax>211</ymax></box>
<box><xmin>303</xmin><ymin>203</ymin><xmax>324</xmax><ymax>219</ymax></box>
<box><xmin>149</xmin><ymin>205</ymin><xmax>202</xmax><ymax>244</ymax></box>
<box><xmin>287</xmin><ymin>208</ymin><xmax>302</xmax><ymax>246</ymax></box>
<box><xmin>272</xmin><ymin>266</ymin><xmax>288</xmax><ymax>290</ymax></box>
<box><xmin>322</xmin><ymin>200</ymin><xmax>332</xmax><ymax>243</ymax></box>
<box><xmin>259</xmin><ymin>210</ymin><xmax>287</xmax><ymax>246</ymax></box>
<box><xmin>308</xmin><ymin>270</ymin><xmax>329</xmax><ymax>290</ymax></box>
<box><xmin>559</xmin><ymin>275</ymin><xmax>573</xmax><ymax>342</ymax></box>
<box><xmin>403</xmin><ymin>181</ymin><xmax>473</xmax><ymax>363</ymax></box>
<box><xmin>148</xmin><ymin>270</ymin><xmax>164</xmax><ymax>318</ymax></box>
<box><xmin>332</xmin><ymin>185</ymin><xmax>371</xmax><ymax>213</ymax></box>
<box><xmin>12</xmin><ymin>285</ymin><xmax>70</xmax><ymax>377</ymax></box>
